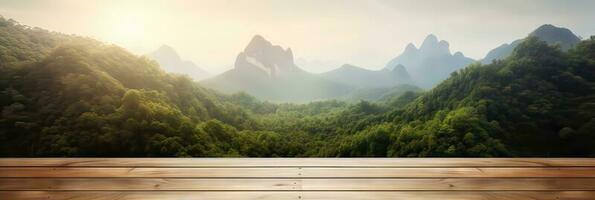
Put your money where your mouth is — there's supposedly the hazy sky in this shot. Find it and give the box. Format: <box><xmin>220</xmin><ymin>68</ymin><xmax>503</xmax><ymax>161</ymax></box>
<box><xmin>1</xmin><ymin>0</ymin><xmax>594</xmax><ymax>73</ymax></box>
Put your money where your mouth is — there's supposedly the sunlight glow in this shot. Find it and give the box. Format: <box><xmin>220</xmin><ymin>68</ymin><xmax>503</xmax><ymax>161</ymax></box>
<box><xmin>112</xmin><ymin>16</ymin><xmax>145</xmax><ymax>44</ymax></box>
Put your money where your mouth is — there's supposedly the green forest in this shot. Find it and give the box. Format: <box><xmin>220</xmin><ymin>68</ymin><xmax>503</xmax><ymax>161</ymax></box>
<box><xmin>1</xmin><ymin>16</ymin><xmax>595</xmax><ymax>157</ymax></box>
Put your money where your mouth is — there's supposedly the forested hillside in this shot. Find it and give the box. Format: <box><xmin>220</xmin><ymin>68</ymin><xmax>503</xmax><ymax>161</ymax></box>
<box><xmin>386</xmin><ymin>37</ymin><xmax>595</xmax><ymax>156</ymax></box>
<box><xmin>0</xmin><ymin>17</ymin><xmax>276</xmax><ymax>156</ymax></box>
<box><xmin>1</xmin><ymin>16</ymin><xmax>595</xmax><ymax>157</ymax></box>
<box><xmin>481</xmin><ymin>24</ymin><xmax>581</xmax><ymax>64</ymax></box>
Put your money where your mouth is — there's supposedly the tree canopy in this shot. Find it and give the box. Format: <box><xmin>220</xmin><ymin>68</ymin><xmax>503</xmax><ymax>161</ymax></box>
<box><xmin>1</xmin><ymin>16</ymin><xmax>595</xmax><ymax>157</ymax></box>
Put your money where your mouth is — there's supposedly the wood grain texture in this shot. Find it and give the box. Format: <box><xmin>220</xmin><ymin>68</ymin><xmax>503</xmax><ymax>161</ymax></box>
<box><xmin>0</xmin><ymin>178</ymin><xmax>302</xmax><ymax>191</ymax></box>
<box><xmin>298</xmin><ymin>167</ymin><xmax>595</xmax><ymax>178</ymax></box>
<box><xmin>2</xmin><ymin>191</ymin><xmax>595</xmax><ymax>200</ymax></box>
<box><xmin>3</xmin><ymin>167</ymin><xmax>595</xmax><ymax>178</ymax></box>
<box><xmin>0</xmin><ymin>167</ymin><xmax>301</xmax><ymax>177</ymax></box>
<box><xmin>2</xmin><ymin>158</ymin><xmax>595</xmax><ymax>167</ymax></box>
<box><xmin>1</xmin><ymin>158</ymin><xmax>595</xmax><ymax>199</ymax></box>
<box><xmin>2</xmin><ymin>178</ymin><xmax>595</xmax><ymax>191</ymax></box>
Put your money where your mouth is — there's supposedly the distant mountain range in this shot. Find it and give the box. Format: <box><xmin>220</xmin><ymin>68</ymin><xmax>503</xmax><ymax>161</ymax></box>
<box><xmin>383</xmin><ymin>24</ymin><xmax>583</xmax><ymax>88</ymax></box>
<box><xmin>295</xmin><ymin>58</ymin><xmax>342</xmax><ymax>73</ymax></box>
<box><xmin>321</xmin><ymin>64</ymin><xmax>413</xmax><ymax>88</ymax></box>
<box><xmin>481</xmin><ymin>24</ymin><xmax>581</xmax><ymax>64</ymax></box>
<box><xmin>156</xmin><ymin>24</ymin><xmax>582</xmax><ymax>102</ymax></box>
<box><xmin>202</xmin><ymin>36</ymin><xmax>415</xmax><ymax>102</ymax></box>
<box><xmin>201</xmin><ymin>35</ymin><xmax>352</xmax><ymax>102</ymax></box>
<box><xmin>148</xmin><ymin>45</ymin><xmax>209</xmax><ymax>80</ymax></box>
<box><xmin>384</xmin><ymin>34</ymin><xmax>475</xmax><ymax>88</ymax></box>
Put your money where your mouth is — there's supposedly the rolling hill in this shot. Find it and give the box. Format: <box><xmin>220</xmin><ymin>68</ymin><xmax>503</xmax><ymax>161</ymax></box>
<box><xmin>321</xmin><ymin>64</ymin><xmax>413</xmax><ymax>88</ymax></box>
<box><xmin>482</xmin><ymin>24</ymin><xmax>581</xmax><ymax>64</ymax></box>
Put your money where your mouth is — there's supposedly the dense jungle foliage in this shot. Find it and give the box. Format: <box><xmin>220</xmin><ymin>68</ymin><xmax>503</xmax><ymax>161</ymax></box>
<box><xmin>1</xmin><ymin>17</ymin><xmax>594</xmax><ymax>157</ymax></box>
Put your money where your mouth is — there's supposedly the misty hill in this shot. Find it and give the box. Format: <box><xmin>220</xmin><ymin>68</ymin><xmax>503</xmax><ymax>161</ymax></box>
<box><xmin>338</xmin><ymin>84</ymin><xmax>421</xmax><ymax>102</ymax></box>
<box><xmin>201</xmin><ymin>35</ymin><xmax>352</xmax><ymax>102</ymax></box>
<box><xmin>321</xmin><ymin>64</ymin><xmax>413</xmax><ymax>88</ymax></box>
<box><xmin>147</xmin><ymin>45</ymin><xmax>209</xmax><ymax>80</ymax></box>
<box><xmin>482</xmin><ymin>24</ymin><xmax>581</xmax><ymax>64</ymax></box>
<box><xmin>295</xmin><ymin>58</ymin><xmax>342</xmax><ymax>73</ymax></box>
<box><xmin>385</xmin><ymin>34</ymin><xmax>475</xmax><ymax>88</ymax></box>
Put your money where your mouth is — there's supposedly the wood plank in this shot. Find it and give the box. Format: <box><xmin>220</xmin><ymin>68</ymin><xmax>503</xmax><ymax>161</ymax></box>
<box><xmin>2</xmin><ymin>191</ymin><xmax>595</xmax><ymax>200</ymax></box>
<box><xmin>301</xmin><ymin>178</ymin><xmax>595</xmax><ymax>191</ymax></box>
<box><xmin>2</xmin><ymin>178</ymin><xmax>595</xmax><ymax>191</ymax></box>
<box><xmin>299</xmin><ymin>191</ymin><xmax>595</xmax><ymax>200</ymax></box>
<box><xmin>301</xmin><ymin>167</ymin><xmax>595</xmax><ymax>178</ymax></box>
<box><xmin>2</xmin><ymin>158</ymin><xmax>595</xmax><ymax>167</ymax></box>
<box><xmin>3</xmin><ymin>167</ymin><xmax>595</xmax><ymax>178</ymax></box>
<box><xmin>0</xmin><ymin>167</ymin><xmax>300</xmax><ymax>178</ymax></box>
<box><xmin>0</xmin><ymin>178</ymin><xmax>302</xmax><ymax>191</ymax></box>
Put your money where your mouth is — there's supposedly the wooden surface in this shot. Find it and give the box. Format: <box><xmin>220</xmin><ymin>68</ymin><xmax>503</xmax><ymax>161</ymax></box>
<box><xmin>0</xmin><ymin>158</ymin><xmax>594</xmax><ymax>199</ymax></box>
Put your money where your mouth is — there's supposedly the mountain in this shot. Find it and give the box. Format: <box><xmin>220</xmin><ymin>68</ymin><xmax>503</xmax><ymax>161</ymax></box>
<box><xmin>338</xmin><ymin>84</ymin><xmax>421</xmax><ymax>102</ymax></box>
<box><xmin>148</xmin><ymin>45</ymin><xmax>209</xmax><ymax>80</ymax></box>
<box><xmin>385</xmin><ymin>34</ymin><xmax>475</xmax><ymax>88</ymax></box>
<box><xmin>321</xmin><ymin>64</ymin><xmax>413</xmax><ymax>88</ymax></box>
<box><xmin>295</xmin><ymin>58</ymin><xmax>342</xmax><ymax>73</ymax></box>
<box><xmin>482</xmin><ymin>24</ymin><xmax>581</xmax><ymax>64</ymax></box>
<box><xmin>0</xmin><ymin>16</ymin><xmax>267</xmax><ymax>156</ymax></box>
<box><xmin>321</xmin><ymin>64</ymin><xmax>420</xmax><ymax>102</ymax></box>
<box><xmin>201</xmin><ymin>35</ymin><xmax>352</xmax><ymax>102</ymax></box>
<box><xmin>383</xmin><ymin>37</ymin><xmax>595</xmax><ymax>156</ymax></box>
<box><xmin>3</xmin><ymin>16</ymin><xmax>595</xmax><ymax>157</ymax></box>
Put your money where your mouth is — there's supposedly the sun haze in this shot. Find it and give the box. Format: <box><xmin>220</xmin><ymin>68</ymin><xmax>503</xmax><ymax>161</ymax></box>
<box><xmin>1</xmin><ymin>0</ymin><xmax>594</xmax><ymax>74</ymax></box>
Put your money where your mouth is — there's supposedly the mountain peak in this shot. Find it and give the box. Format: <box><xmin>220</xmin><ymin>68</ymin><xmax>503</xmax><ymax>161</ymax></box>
<box><xmin>157</xmin><ymin>44</ymin><xmax>175</xmax><ymax>52</ymax></box>
<box><xmin>391</xmin><ymin>64</ymin><xmax>407</xmax><ymax>73</ymax></box>
<box><xmin>245</xmin><ymin>35</ymin><xmax>273</xmax><ymax>54</ymax></box>
<box><xmin>235</xmin><ymin>34</ymin><xmax>297</xmax><ymax>78</ymax></box>
<box><xmin>536</xmin><ymin>24</ymin><xmax>557</xmax><ymax>29</ymax></box>
<box><xmin>148</xmin><ymin>45</ymin><xmax>209</xmax><ymax>80</ymax></box>
<box><xmin>153</xmin><ymin>44</ymin><xmax>180</xmax><ymax>60</ymax></box>
<box><xmin>384</xmin><ymin>34</ymin><xmax>474</xmax><ymax>88</ymax></box>
<box><xmin>482</xmin><ymin>24</ymin><xmax>581</xmax><ymax>64</ymax></box>
<box><xmin>530</xmin><ymin>24</ymin><xmax>577</xmax><ymax>37</ymax></box>
<box><xmin>285</xmin><ymin>47</ymin><xmax>294</xmax><ymax>60</ymax></box>
<box><xmin>420</xmin><ymin>34</ymin><xmax>439</xmax><ymax>49</ymax></box>
<box><xmin>405</xmin><ymin>43</ymin><xmax>417</xmax><ymax>50</ymax></box>
<box><xmin>339</xmin><ymin>63</ymin><xmax>359</xmax><ymax>69</ymax></box>
<box><xmin>251</xmin><ymin>34</ymin><xmax>265</xmax><ymax>41</ymax></box>
<box><xmin>418</xmin><ymin>34</ymin><xmax>451</xmax><ymax>55</ymax></box>
<box><xmin>424</xmin><ymin>34</ymin><xmax>438</xmax><ymax>43</ymax></box>
<box><xmin>438</xmin><ymin>40</ymin><xmax>450</xmax><ymax>48</ymax></box>
<box><xmin>528</xmin><ymin>24</ymin><xmax>580</xmax><ymax>50</ymax></box>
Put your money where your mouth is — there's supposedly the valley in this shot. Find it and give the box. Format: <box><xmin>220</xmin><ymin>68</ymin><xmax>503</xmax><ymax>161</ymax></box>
<box><xmin>1</xmin><ymin>16</ymin><xmax>594</xmax><ymax>157</ymax></box>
